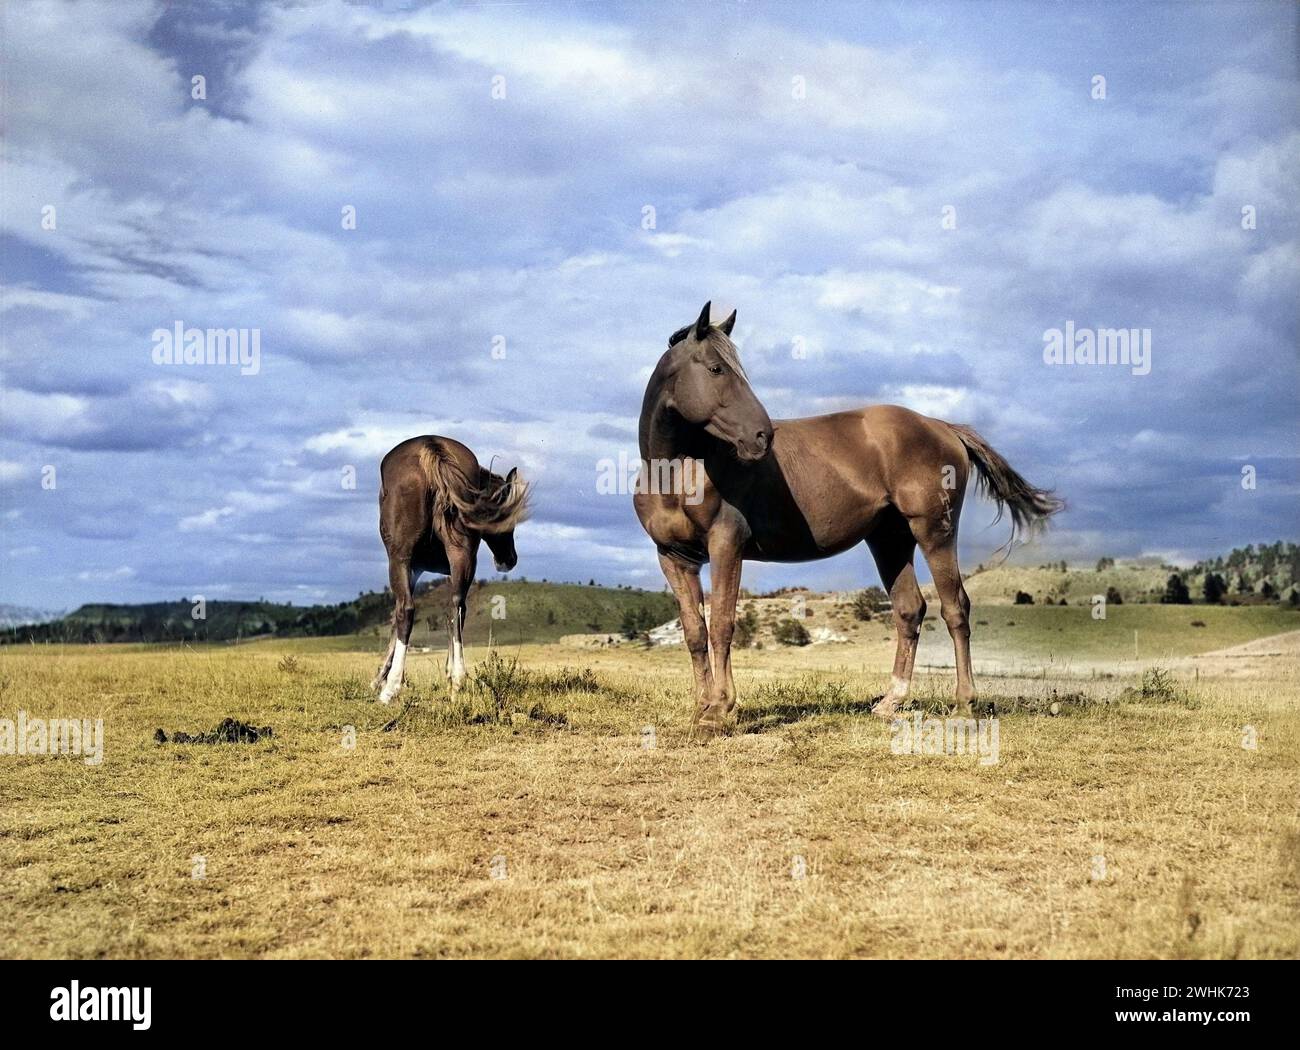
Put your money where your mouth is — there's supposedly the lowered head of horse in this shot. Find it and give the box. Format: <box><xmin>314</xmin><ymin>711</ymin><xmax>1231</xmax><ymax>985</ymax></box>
<box><xmin>448</xmin><ymin>463</ymin><xmax>529</xmax><ymax>572</ymax></box>
<box><xmin>657</xmin><ymin>301</ymin><xmax>774</xmax><ymax>462</ymax></box>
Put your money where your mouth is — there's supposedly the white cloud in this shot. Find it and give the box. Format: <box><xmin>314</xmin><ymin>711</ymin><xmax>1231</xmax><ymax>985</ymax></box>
<box><xmin>76</xmin><ymin>566</ymin><xmax>136</xmax><ymax>582</ymax></box>
<box><xmin>179</xmin><ymin>507</ymin><xmax>235</xmax><ymax>531</ymax></box>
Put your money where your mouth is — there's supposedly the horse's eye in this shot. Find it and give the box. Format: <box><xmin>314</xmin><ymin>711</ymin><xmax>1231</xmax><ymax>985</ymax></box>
<box><xmin>708</xmin><ymin>364</ymin><xmax>724</xmax><ymax>376</ymax></box>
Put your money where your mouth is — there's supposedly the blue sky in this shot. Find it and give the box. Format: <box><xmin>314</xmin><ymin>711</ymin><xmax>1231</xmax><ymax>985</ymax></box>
<box><xmin>2</xmin><ymin>0</ymin><xmax>1297</xmax><ymax>608</ymax></box>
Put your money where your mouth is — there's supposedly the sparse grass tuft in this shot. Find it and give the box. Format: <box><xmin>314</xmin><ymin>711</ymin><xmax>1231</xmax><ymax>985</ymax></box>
<box><xmin>530</xmin><ymin>666</ymin><xmax>604</xmax><ymax>695</ymax></box>
<box><xmin>1122</xmin><ymin>666</ymin><xmax>1200</xmax><ymax>708</ymax></box>
<box><xmin>742</xmin><ymin>676</ymin><xmax>875</xmax><ymax>733</ymax></box>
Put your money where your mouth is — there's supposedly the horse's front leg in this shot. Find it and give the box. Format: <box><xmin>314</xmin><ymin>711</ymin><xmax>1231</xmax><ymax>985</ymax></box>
<box><xmin>657</xmin><ymin>551</ymin><xmax>713</xmax><ymax>718</ymax></box>
<box><xmin>700</xmin><ymin>529</ymin><xmax>745</xmax><ymax>732</ymax></box>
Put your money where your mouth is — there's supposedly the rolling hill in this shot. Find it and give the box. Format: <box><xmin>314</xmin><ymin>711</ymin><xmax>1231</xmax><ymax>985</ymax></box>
<box><xmin>2</xmin><ymin>581</ymin><xmax>677</xmax><ymax>647</ymax></box>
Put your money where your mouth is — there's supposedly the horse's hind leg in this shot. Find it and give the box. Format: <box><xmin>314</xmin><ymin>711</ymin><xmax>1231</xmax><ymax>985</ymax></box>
<box><xmin>378</xmin><ymin>557</ymin><xmax>416</xmax><ymax>704</ymax></box>
<box><xmin>371</xmin><ymin>632</ymin><xmax>397</xmax><ymax>693</ymax></box>
<box><xmin>446</xmin><ymin>544</ymin><xmax>476</xmax><ymax>691</ymax></box>
<box><xmin>867</xmin><ymin>516</ymin><xmax>924</xmax><ymax>718</ymax></box>
<box><xmin>912</xmin><ymin>524</ymin><xmax>975</xmax><ymax>714</ymax></box>
<box><xmin>371</xmin><ymin>551</ymin><xmax>401</xmax><ymax>692</ymax></box>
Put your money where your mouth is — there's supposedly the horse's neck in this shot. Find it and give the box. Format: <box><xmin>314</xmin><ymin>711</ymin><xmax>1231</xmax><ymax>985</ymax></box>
<box><xmin>639</xmin><ymin>367</ymin><xmax>681</xmax><ymax>462</ymax></box>
<box><xmin>644</xmin><ymin>401</ymin><xmax>713</xmax><ymax>467</ymax></box>
<box><xmin>640</xmin><ymin>401</ymin><xmax>676</xmax><ymax>460</ymax></box>
<box><xmin>640</xmin><ymin>357</ymin><xmax>716</xmax><ymax>462</ymax></box>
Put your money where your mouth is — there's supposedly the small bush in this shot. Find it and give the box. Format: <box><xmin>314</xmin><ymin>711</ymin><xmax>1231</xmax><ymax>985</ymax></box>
<box><xmin>1139</xmin><ymin>667</ymin><xmax>1179</xmax><ymax>702</ymax></box>
<box><xmin>471</xmin><ymin>649</ymin><xmax>530</xmax><ymax>715</ymax></box>
<box><xmin>773</xmin><ymin>618</ymin><xmax>811</xmax><ymax>646</ymax></box>
<box><xmin>734</xmin><ymin>603</ymin><xmax>760</xmax><ymax>648</ymax></box>
<box><xmin>620</xmin><ymin>603</ymin><xmax>664</xmax><ymax>640</ymax></box>
<box><xmin>1014</xmin><ymin>591</ymin><xmax>1034</xmax><ymax>605</ymax></box>
<box><xmin>852</xmin><ymin>586</ymin><xmax>888</xmax><ymax>621</ymax></box>
<box><xmin>277</xmin><ymin>654</ymin><xmax>300</xmax><ymax>674</ymax></box>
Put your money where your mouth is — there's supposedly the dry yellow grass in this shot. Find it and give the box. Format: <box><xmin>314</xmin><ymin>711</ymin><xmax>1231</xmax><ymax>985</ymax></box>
<box><xmin>1</xmin><ymin>623</ymin><xmax>1297</xmax><ymax>959</ymax></box>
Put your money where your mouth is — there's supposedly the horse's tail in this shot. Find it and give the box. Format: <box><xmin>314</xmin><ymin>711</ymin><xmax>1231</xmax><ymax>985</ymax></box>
<box><xmin>946</xmin><ymin>423</ymin><xmax>1064</xmax><ymax>548</ymax></box>
<box><xmin>417</xmin><ymin>441</ymin><xmax>531</xmax><ymax>535</ymax></box>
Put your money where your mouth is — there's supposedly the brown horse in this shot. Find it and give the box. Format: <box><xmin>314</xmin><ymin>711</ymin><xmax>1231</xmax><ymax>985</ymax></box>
<box><xmin>373</xmin><ymin>435</ymin><xmax>530</xmax><ymax>703</ymax></box>
<box><xmin>634</xmin><ymin>302</ymin><xmax>1063</xmax><ymax>732</ymax></box>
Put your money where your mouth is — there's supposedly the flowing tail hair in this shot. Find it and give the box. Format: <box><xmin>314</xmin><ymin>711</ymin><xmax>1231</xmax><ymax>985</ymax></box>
<box><xmin>946</xmin><ymin>423</ymin><xmax>1064</xmax><ymax>552</ymax></box>
<box><xmin>417</xmin><ymin>443</ymin><xmax>532</xmax><ymax>534</ymax></box>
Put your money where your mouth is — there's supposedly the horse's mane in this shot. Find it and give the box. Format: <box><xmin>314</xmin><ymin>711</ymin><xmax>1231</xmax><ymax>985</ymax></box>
<box><xmin>667</xmin><ymin>325</ymin><xmax>747</xmax><ymax>379</ymax></box>
<box><xmin>417</xmin><ymin>443</ymin><xmax>531</xmax><ymax>535</ymax></box>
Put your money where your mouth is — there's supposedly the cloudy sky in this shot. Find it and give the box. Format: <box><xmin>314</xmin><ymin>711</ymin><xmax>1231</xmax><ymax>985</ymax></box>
<box><xmin>2</xmin><ymin>0</ymin><xmax>1297</xmax><ymax>609</ymax></box>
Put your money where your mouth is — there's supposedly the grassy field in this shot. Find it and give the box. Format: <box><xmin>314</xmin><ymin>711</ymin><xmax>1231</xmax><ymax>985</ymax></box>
<box><xmin>1</xmin><ymin>604</ymin><xmax>1297</xmax><ymax>959</ymax></box>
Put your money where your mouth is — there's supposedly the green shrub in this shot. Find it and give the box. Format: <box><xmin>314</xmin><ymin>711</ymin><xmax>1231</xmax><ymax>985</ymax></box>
<box><xmin>471</xmin><ymin>649</ymin><xmax>530</xmax><ymax>715</ymax></box>
<box><xmin>773</xmin><ymin>618</ymin><xmax>811</xmax><ymax>646</ymax></box>
<box><xmin>852</xmin><ymin>586</ymin><xmax>888</xmax><ymax>620</ymax></box>
<box><xmin>734</xmin><ymin>603</ymin><xmax>760</xmax><ymax>648</ymax></box>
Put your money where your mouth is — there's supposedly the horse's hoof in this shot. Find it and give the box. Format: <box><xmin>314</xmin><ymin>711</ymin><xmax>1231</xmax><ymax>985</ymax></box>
<box><xmin>871</xmin><ymin>699</ymin><xmax>901</xmax><ymax>720</ymax></box>
<box><xmin>691</xmin><ymin>707</ymin><xmax>731</xmax><ymax>736</ymax></box>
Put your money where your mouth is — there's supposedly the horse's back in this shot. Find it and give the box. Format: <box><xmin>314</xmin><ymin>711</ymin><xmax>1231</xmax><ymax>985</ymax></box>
<box><xmin>768</xmin><ymin>404</ymin><xmax>970</xmax><ymax>525</ymax></box>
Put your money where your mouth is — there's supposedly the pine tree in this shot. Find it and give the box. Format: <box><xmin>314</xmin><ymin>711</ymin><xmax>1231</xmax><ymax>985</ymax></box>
<box><xmin>1161</xmin><ymin>574</ymin><xmax>1191</xmax><ymax>605</ymax></box>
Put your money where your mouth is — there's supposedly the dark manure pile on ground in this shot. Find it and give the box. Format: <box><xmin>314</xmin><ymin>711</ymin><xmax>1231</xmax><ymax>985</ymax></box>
<box><xmin>154</xmin><ymin>718</ymin><xmax>274</xmax><ymax>744</ymax></box>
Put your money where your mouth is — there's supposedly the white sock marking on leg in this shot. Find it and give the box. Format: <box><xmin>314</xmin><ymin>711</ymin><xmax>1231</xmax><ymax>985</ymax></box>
<box><xmin>380</xmin><ymin>639</ymin><xmax>407</xmax><ymax>703</ymax></box>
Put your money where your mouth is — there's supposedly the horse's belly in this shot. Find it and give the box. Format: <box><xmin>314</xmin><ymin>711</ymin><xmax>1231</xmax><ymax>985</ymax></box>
<box><xmin>743</xmin><ymin>526</ymin><xmax>863</xmax><ymax>563</ymax></box>
<box><xmin>739</xmin><ymin>487</ymin><xmax>885</xmax><ymax>562</ymax></box>
<box><xmin>412</xmin><ymin>536</ymin><xmax>451</xmax><ymax>575</ymax></box>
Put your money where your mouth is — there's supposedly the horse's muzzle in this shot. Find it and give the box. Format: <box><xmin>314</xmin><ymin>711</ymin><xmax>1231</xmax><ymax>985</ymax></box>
<box><xmin>736</xmin><ymin>428</ymin><xmax>772</xmax><ymax>462</ymax></box>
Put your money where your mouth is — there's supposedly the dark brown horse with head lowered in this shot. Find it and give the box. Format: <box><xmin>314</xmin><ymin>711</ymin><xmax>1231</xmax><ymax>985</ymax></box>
<box><xmin>634</xmin><ymin>302</ymin><xmax>1063</xmax><ymax>733</ymax></box>
<box><xmin>373</xmin><ymin>436</ymin><xmax>530</xmax><ymax>703</ymax></box>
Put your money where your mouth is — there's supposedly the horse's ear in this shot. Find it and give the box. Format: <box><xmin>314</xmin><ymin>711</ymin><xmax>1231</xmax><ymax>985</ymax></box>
<box><xmin>506</xmin><ymin>467</ymin><xmax>518</xmax><ymax>484</ymax></box>
<box><xmin>693</xmin><ymin>301</ymin><xmax>712</xmax><ymax>340</ymax></box>
<box><xmin>719</xmin><ymin>309</ymin><xmax>736</xmax><ymax>336</ymax></box>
